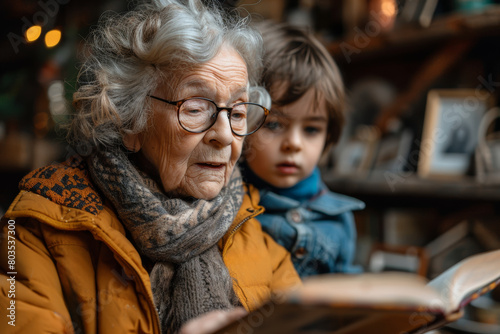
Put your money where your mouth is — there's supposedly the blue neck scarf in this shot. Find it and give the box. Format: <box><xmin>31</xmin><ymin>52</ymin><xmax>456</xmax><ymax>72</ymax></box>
<box><xmin>240</xmin><ymin>162</ymin><xmax>321</xmax><ymax>203</ymax></box>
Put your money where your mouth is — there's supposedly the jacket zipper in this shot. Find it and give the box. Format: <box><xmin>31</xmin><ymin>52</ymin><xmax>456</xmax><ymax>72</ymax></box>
<box><xmin>223</xmin><ymin>207</ymin><xmax>263</xmax><ymax>255</ymax></box>
<box><xmin>231</xmin><ymin>207</ymin><xmax>263</xmax><ymax>236</ymax></box>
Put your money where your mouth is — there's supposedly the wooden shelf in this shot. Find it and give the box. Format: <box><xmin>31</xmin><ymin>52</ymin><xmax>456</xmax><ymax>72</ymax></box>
<box><xmin>323</xmin><ymin>172</ymin><xmax>500</xmax><ymax>203</ymax></box>
<box><xmin>327</xmin><ymin>6</ymin><xmax>500</xmax><ymax>64</ymax></box>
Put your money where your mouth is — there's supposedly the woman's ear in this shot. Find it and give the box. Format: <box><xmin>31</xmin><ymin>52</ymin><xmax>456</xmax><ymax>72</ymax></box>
<box><xmin>123</xmin><ymin>133</ymin><xmax>141</xmax><ymax>152</ymax></box>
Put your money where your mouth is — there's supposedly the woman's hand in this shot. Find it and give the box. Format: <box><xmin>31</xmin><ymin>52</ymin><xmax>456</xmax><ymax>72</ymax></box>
<box><xmin>179</xmin><ymin>307</ymin><xmax>247</xmax><ymax>334</ymax></box>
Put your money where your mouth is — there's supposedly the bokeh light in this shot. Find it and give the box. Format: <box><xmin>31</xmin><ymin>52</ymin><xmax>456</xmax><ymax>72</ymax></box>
<box><xmin>45</xmin><ymin>29</ymin><xmax>62</xmax><ymax>48</ymax></box>
<box><xmin>25</xmin><ymin>25</ymin><xmax>42</xmax><ymax>42</ymax></box>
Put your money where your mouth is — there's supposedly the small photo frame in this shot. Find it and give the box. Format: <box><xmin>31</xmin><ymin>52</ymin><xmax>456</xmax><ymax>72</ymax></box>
<box><xmin>372</xmin><ymin>129</ymin><xmax>413</xmax><ymax>172</ymax></box>
<box><xmin>399</xmin><ymin>0</ymin><xmax>439</xmax><ymax>27</ymax></box>
<box><xmin>334</xmin><ymin>125</ymin><xmax>379</xmax><ymax>176</ymax></box>
<box><xmin>476</xmin><ymin>107</ymin><xmax>500</xmax><ymax>184</ymax></box>
<box><xmin>418</xmin><ymin>89</ymin><xmax>496</xmax><ymax>179</ymax></box>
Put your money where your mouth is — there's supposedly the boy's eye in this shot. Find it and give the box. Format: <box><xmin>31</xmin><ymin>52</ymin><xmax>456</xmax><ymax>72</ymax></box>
<box><xmin>264</xmin><ymin>121</ymin><xmax>283</xmax><ymax>131</ymax></box>
<box><xmin>304</xmin><ymin>126</ymin><xmax>322</xmax><ymax>135</ymax></box>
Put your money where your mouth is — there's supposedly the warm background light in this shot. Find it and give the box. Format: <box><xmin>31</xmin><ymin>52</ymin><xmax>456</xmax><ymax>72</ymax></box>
<box><xmin>25</xmin><ymin>25</ymin><xmax>42</xmax><ymax>42</ymax></box>
<box><xmin>381</xmin><ymin>0</ymin><xmax>397</xmax><ymax>17</ymax></box>
<box><xmin>45</xmin><ymin>29</ymin><xmax>61</xmax><ymax>48</ymax></box>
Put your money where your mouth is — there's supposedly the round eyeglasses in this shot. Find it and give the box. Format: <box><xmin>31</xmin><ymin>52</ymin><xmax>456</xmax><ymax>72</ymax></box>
<box><xmin>148</xmin><ymin>95</ymin><xmax>269</xmax><ymax>136</ymax></box>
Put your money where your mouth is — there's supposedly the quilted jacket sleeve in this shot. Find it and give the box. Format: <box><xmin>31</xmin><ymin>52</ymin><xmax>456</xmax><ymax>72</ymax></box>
<box><xmin>0</xmin><ymin>217</ymin><xmax>74</xmax><ymax>333</ymax></box>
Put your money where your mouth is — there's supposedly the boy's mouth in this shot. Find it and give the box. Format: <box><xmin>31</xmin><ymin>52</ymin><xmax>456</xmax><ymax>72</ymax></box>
<box><xmin>276</xmin><ymin>162</ymin><xmax>299</xmax><ymax>174</ymax></box>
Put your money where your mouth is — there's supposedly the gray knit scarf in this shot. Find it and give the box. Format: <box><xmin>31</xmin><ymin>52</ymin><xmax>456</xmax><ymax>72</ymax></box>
<box><xmin>87</xmin><ymin>149</ymin><xmax>243</xmax><ymax>333</ymax></box>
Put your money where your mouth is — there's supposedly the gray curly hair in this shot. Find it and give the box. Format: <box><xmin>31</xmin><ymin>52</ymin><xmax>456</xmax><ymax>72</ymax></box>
<box><xmin>68</xmin><ymin>0</ymin><xmax>267</xmax><ymax>152</ymax></box>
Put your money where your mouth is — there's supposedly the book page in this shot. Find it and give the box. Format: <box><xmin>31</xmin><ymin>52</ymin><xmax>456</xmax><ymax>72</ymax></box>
<box><xmin>427</xmin><ymin>249</ymin><xmax>500</xmax><ymax>314</ymax></box>
<box><xmin>294</xmin><ymin>272</ymin><xmax>444</xmax><ymax>310</ymax></box>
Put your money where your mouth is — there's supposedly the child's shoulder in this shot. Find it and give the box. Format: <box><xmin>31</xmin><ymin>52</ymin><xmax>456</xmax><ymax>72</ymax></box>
<box><xmin>307</xmin><ymin>184</ymin><xmax>365</xmax><ymax>215</ymax></box>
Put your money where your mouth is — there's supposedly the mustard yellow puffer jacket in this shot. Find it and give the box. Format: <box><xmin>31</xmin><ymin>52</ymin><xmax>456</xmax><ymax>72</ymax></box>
<box><xmin>0</xmin><ymin>157</ymin><xmax>301</xmax><ymax>333</ymax></box>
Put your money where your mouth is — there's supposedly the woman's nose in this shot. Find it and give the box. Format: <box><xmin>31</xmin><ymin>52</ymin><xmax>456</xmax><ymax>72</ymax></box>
<box><xmin>281</xmin><ymin>128</ymin><xmax>302</xmax><ymax>152</ymax></box>
<box><xmin>204</xmin><ymin>110</ymin><xmax>233</xmax><ymax>147</ymax></box>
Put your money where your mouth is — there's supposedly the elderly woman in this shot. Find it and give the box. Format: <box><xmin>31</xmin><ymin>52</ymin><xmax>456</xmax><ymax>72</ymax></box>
<box><xmin>0</xmin><ymin>0</ymin><xmax>300</xmax><ymax>333</ymax></box>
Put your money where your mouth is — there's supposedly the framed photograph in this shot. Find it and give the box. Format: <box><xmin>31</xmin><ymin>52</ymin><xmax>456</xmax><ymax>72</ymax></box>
<box><xmin>334</xmin><ymin>125</ymin><xmax>379</xmax><ymax>176</ymax></box>
<box><xmin>418</xmin><ymin>89</ymin><xmax>496</xmax><ymax>179</ymax></box>
<box><xmin>398</xmin><ymin>0</ymin><xmax>438</xmax><ymax>27</ymax></box>
<box><xmin>476</xmin><ymin>107</ymin><xmax>500</xmax><ymax>184</ymax></box>
<box><xmin>372</xmin><ymin>129</ymin><xmax>413</xmax><ymax>172</ymax></box>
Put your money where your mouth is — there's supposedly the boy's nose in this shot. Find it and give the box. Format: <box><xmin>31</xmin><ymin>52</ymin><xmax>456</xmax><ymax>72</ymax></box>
<box><xmin>281</xmin><ymin>129</ymin><xmax>302</xmax><ymax>152</ymax></box>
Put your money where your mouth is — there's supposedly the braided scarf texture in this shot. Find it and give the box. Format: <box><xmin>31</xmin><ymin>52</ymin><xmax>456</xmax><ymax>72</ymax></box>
<box><xmin>87</xmin><ymin>149</ymin><xmax>243</xmax><ymax>333</ymax></box>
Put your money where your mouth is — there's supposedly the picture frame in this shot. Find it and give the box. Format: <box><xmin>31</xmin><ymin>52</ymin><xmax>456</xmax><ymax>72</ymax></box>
<box><xmin>398</xmin><ymin>0</ymin><xmax>439</xmax><ymax>27</ymax></box>
<box><xmin>475</xmin><ymin>107</ymin><xmax>500</xmax><ymax>184</ymax></box>
<box><xmin>334</xmin><ymin>125</ymin><xmax>379</xmax><ymax>176</ymax></box>
<box><xmin>418</xmin><ymin>89</ymin><xmax>496</xmax><ymax>179</ymax></box>
<box><xmin>372</xmin><ymin>129</ymin><xmax>413</xmax><ymax>173</ymax></box>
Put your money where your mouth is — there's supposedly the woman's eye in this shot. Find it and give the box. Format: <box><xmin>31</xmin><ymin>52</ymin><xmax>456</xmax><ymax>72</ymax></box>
<box><xmin>231</xmin><ymin>111</ymin><xmax>246</xmax><ymax>120</ymax></box>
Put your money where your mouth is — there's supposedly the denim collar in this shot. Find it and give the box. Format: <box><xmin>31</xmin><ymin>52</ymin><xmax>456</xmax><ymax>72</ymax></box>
<box><xmin>260</xmin><ymin>182</ymin><xmax>365</xmax><ymax>216</ymax></box>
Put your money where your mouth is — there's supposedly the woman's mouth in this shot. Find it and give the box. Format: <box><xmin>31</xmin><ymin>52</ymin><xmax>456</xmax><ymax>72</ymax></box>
<box><xmin>197</xmin><ymin>162</ymin><xmax>225</xmax><ymax>170</ymax></box>
<box><xmin>276</xmin><ymin>162</ymin><xmax>299</xmax><ymax>175</ymax></box>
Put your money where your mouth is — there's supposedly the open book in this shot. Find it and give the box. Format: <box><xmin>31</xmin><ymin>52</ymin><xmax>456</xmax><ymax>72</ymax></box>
<box><xmin>216</xmin><ymin>250</ymin><xmax>500</xmax><ymax>334</ymax></box>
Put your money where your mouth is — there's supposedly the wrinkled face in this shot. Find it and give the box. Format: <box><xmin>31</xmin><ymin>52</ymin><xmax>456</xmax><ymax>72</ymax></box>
<box><xmin>244</xmin><ymin>86</ymin><xmax>328</xmax><ymax>188</ymax></box>
<box><xmin>133</xmin><ymin>47</ymin><xmax>248</xmax><ymax>199</ymax></box>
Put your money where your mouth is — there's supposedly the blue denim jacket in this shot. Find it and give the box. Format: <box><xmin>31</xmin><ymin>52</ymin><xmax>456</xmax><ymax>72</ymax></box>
<box><xmin>257</xmin><ymin>183</ymin><xmax>365</xmax><ymax>277</ymax></box>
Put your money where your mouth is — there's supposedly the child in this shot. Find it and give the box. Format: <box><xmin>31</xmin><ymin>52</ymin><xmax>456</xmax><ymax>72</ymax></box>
<box><xmin>241</xmin><ymin>21</ymin><xmax>365</xmax><ymax>277</ymax></box>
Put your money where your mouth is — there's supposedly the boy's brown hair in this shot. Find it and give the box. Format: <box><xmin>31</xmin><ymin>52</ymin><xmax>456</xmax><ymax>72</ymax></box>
<box><xmin>256</xmin><ymin>21</ymin><xmax>345</xmax><ymax>150</ymax></box>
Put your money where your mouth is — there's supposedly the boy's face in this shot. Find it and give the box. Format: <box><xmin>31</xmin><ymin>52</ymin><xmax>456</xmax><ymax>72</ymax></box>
<box><xmin>245</xmin><ymin>87</ymin><xmax>328</xmax><ymax>188</ymax></box>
